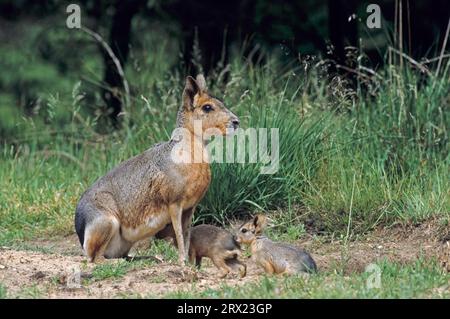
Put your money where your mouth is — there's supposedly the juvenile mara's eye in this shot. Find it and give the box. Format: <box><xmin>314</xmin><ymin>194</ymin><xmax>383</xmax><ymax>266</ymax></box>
<box><xmin>241</xmin><ymin>228</ymin><xmax>248</xmax><ymax>234</ymax></box>
<box><xmin>202</xmin><ymin>104</ymin><xmax>213</xmax><ymax>112</ymax></box>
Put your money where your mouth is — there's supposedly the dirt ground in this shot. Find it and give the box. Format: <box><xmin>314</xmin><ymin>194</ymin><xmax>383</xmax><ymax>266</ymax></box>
<box><xmin>0</xmin><ymin>220</ymin><xmax>448</xmax><ymax>298</ymax></box>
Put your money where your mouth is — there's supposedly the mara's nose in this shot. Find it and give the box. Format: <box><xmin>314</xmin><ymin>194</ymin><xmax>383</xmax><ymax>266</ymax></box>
<box><xmin>232</xmin><ymin>118</ymin><xmax>240</xmax><ymax>128</ymax></box>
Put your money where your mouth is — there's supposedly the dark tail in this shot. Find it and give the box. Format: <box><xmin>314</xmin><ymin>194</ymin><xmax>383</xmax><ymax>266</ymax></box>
<box><xmin>304</xmin><ymin>254</ymin><xmax>318</xmax><ymax>273</ymax></box>
<box><xmin>74</xmin><ymin>205</ymin><xmax>86</xmax><ymax>247</ymax></box>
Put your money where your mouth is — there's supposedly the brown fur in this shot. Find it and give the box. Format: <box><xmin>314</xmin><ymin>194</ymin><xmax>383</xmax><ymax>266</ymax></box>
<box><xmin>236</xmin><ymin>215</ymin><xmax>317</xmax><ymax>275</ymax></box>
<box><xmin>75</xmin><ymin>75</ymin><xmax>239</xmax><ymax>264</ymax></box>
<box><xmin>188</xmin><ymin>224</ymin><xmax>247</xmax><ymax>278</ymax></box>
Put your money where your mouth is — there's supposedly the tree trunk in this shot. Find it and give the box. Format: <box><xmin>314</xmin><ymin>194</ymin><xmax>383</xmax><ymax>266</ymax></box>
<box><xmin>102</xmin><ymin>0</ymin><xmax>143</xmax><ymax>128</ymax></box>
<box><xmin>165</xmin><ymin>0</ymin><xmax>241</xmax><ymax>75</ymax></box>
<box><xmin>328</xmin><ymin>0</ymin><xmax>358</xmax><ymax>65</ymax></box>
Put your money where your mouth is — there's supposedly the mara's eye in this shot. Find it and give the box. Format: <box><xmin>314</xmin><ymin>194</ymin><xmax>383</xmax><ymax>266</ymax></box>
<box><xmin>202</xmin><ymin>104</ymin><xmax>213</xmax><ymax>112</ymax></box>
<box><xmin>241</xmin><ymin>228</ymin><xmax>248</xmax><ymax>234</ymax></box>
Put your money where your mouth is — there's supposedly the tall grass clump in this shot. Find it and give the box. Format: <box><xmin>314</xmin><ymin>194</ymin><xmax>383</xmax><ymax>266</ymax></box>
<box><xmin>300</xmin><ymin>58</ymin><xmax>449</xmax><ymax>234</ymax></box>
<box><xmin>198</xmin><ymin>91</ymin><xmax>331</xmax><ymax>223</ymax></box>
<box><xmin>355</xmin><ymin>64</ymin><xmax>449</xmax><ymax>173</ymax></box>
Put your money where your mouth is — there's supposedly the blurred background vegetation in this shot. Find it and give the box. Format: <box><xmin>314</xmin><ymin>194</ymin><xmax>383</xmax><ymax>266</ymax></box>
<box><xmin>0</xmin><ymin>0</ymin><xmax>449</xmax><ymax>133</ymax></box>
<box><xmin>0</xmin><ymin>0</ymin><xmax>448</xmax><ymax>244</ymax></box>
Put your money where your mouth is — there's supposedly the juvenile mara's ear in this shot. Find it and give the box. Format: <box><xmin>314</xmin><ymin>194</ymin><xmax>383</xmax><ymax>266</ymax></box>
<box><xmin>253</xmin><ymin>214</ymin><xmax>268</xmax><ymax>234</ymax></box>
<box><xmin>195</xmin><ymin>74</ymin><xmax>207</xmax><ymax>92</ymax></box>
<box><xmin>182</xmin><ymin>76</ymin><xmax>200</xmax><ymax>110</ymax></box>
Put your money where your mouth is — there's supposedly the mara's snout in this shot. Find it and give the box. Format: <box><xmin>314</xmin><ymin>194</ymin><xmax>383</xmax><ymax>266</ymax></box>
<box><xmin>228</xmin><ymin>113</ymin><xmax>240</xmax><ymax>132</ymax></box>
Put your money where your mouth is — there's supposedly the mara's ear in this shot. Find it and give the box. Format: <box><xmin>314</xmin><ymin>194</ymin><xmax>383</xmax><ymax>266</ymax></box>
<box><xmin>253</xmin><ymin>214</ymin><xmax>268</xmax><ymax>234</ymax></box>
<box><xmin>182</xmin><ymin>76</ymin><xmax>201</xmax><ymax>110</ymax></box>
<box><xmin>195</xmin><ymin>74</ymin><xmax>207</xmax><ymax>92</ymax></box>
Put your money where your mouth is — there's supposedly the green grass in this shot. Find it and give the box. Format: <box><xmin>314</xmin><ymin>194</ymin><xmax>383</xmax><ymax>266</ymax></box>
<box><xmin>15</xmin><ymin>285</ymin><xmax>45</xmax><ymax>299</ymax></box>
<box><xmin>145</xmin><ymin>239</ymin><xmax>179</xmax><ymax>263</ymax></box>
<box><xmin>90</xmin><ymin>240</ymin><xmax>179</xmax><ymax>281</ymax></box>
<box><xmin>91</xmin><ymin>260</ymin><xmax>132</xmax><ymax>281</ymax></box>
<box><xmin>0</xmin><ymin>48</ymin><xmax>448</xmax><ymax>247</ymax></box>
<box><xmin>164</xmin><ymin>259</ymin><xmax>449</xmax><ymax>299</ymax></box>
<box><xmin>0</xmin><ymin>284</ymin><xmax>7</xmax><ymax>299</ymax></box>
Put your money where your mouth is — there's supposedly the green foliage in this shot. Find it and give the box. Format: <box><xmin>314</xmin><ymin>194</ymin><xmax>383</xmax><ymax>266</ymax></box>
<box><xmin>90</xmin><ymin>244</ymin><xmax>176</xmax><ymax>281</ymax></box>
<box><xmin>355</xmin><ymin>66</ymin><xmax>449</xmax><ymax>172</ymax></box>
<box><xmin>0</xmin><ymin>284</ymin><xmax>7</xmax><ymax>299</ymax></box>
<box><xmin>91</xmin><ymin>261</ymin><xmax>131</xmax><ymax>281</ymax></box>
<box><xmin>146</xmin><ymin>239</ymin><xmax>179</xmax><ymax>263</ymax></box>
<box><xmin>15</xmin><ymin>285</ymin><xmax>44</xmax><ymax>299</ymax></box>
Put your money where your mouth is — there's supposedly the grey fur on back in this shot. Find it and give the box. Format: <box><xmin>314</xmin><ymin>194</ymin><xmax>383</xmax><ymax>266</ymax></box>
<box><xmin>255</xmin><ymin>237</ymin><xmax>317</xmax><ymax>273</ymax></box>
<box><xmin>74</xmin><ymin>140</ymin><xmax>179</xmax><ymax>246</ymax></box>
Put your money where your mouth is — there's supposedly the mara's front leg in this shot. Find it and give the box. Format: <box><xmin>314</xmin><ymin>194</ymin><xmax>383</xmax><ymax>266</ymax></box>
<box><xmin>168</xmin><ymin>203</ymin><xmax>186</xmax><ymax>265</ymax></box>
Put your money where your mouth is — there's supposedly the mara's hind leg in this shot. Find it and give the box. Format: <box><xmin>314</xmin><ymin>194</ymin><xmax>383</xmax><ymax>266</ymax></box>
<box><xmin>225</xmin><ymin>258</ymin><xmax>247</xmax><ymax>278</ymax></box>
<box><xmin>212</xmin><ymin>256</ymin><xmax>233</xmax><ymax>278</ymax></box>
<box><xmin>188</xmin><ymin>249</ymin><xmax>202</xmax><ymax>269</ymax></box>
<box><xmin>188</xmin><ymin>246</ymin><xmax>197</xmax><ymax>265</ymax></box>
<box><xmin>104</xmin><ymin>231</ymin><xmax>133</xmax><ymax>259</ymax></box>
<box><xmin>258</xmin><ymin>260</ymin><xmax>276</xmax><ymax>275</ymax></box>
<box><xmin>222</xmin><ymin>249</ymin><xmax>246</xmax><ymax>277</ymax></box>
<box><xmin>83</xmin><ymin>215</ymin><xmax>120</xmax><ymax>263</ymax></box>
<box><xmin>195</xmin><ymin>256</ymin><xmax>202</xmax><ymax>268</ymax></box>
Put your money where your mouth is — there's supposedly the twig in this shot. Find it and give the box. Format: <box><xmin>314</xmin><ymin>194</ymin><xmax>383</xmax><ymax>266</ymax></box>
<box><xmin>388</xmin><ymin>47</ymin><xmax>432</xmax><ymax>76</ymax></box>
<box><xmin>336</xmin><ymin>64</ymin><xmax>383</xmax><ymax>80</ymax></box>
<box><xmin>34</xmin><ymin>150</ymin><xmax>85</xmax><ymax>171</ymax></box>
<box><xmin>421</xmin><ymin>54</ymin><xmax>450</xmax><ymax>64</ymax></box>
<box><xmin>436</xmin><ymin>17</ymin><xmax>450</xmax><ymax>77</ymax></box>
<box><xmin>358</xmin><ymin>66</ymin><xmax>383</xmax><ymax>79</ymax></box>
<box><xmin>80</xmin><ymin>27</ymin><xmax>130</xmax><ymax>116</ymax></box>
<box><xmin>336</xmin><ymin>64</ymin><xmax>376</xmax><ymax>81</ymax></box>
<box><xmin>399</xmin><ymin>0</ymin><xmax>403</xmax><ymax>69</ymax></box>
<box><xmin>407</xmin><ymin>0</ymin><xmax>412</xmax><ymax>56</ymax></box>
<box><xmin>345</xmin><ymin>172</ymin><xmax>357</xmax><ymax>244</ymax></box>
<box><xmin>394</xmin><ymin>0</ymin><xmax>398</xmax><ymax>51</ymax></box>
